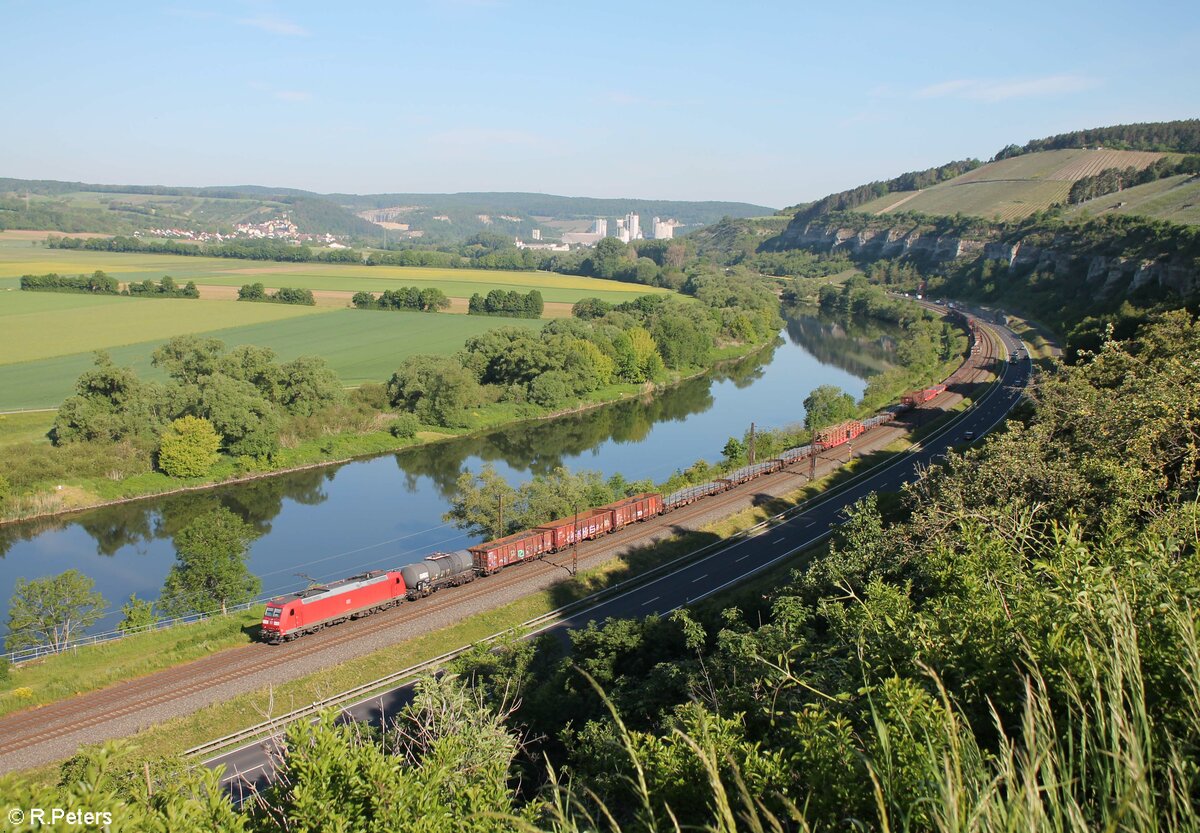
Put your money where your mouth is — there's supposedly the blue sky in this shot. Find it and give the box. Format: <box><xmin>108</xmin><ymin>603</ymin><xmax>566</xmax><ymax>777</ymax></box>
<box><xmin>3</xmin><ymin>0</ymin><xmax>1196</xmax><ymax>207</ymax></box>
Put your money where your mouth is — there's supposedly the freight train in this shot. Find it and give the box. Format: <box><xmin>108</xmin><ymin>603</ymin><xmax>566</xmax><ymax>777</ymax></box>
<box><xmin>260</xmin><ymin>382</ymin><xmax>955</xmax><ymax>642</ymax></box>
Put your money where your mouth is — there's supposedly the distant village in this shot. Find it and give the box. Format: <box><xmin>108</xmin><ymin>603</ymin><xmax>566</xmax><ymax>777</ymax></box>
<box><xmin>137</xmin><ymin>216</ymin><xmax>349</xmax><ymax>247</ymax></box>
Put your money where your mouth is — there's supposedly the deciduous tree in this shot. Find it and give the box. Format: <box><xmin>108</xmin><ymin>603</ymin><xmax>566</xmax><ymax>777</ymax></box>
<box><xmin>5</xmin><ymin>570</ymin><xmax>106</xmax><ymax>652</ymax></box>
<box><xmin>804</xmin><ymin>384</ymin><xmax>857</xmax><ymax>430</ymax></box>
<box><xmin>159</xmin><ymin>507</ymin><xmax>260</xmax><ymax>616</ymax></box>
<box><xmin>116</xmin><ymin>594</ymin><xmax>157</xmax><ymax>633</ymax></box>
<box><xmin>157</xmin><ymin>415</ymin><xmax>221</xmax><ymax>477</ymax></box>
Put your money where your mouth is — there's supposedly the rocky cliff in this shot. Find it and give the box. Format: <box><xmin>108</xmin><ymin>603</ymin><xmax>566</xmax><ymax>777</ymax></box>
<box><xmin>776</xmin><ymin>218</ymin><xmax>1200</xmax><ymax>298</ymax></box>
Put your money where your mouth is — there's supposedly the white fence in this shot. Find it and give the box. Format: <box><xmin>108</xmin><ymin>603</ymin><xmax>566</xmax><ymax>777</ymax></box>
<box><xmin>2</xmin><ymin>599</ymin><xmax>265</xmax><ymax>665</ymax></box>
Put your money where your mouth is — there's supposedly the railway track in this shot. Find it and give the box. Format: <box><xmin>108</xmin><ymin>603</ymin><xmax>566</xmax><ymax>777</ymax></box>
<box><xmin>0</xmin><ymin>316</ymin><xmax>1002</xmax><ymax>767</ymax></box>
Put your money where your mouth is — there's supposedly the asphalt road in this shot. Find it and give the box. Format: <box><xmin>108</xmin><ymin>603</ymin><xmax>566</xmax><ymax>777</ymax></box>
<box><xmin>212</xmin><ymin>318</ymin><xmax>1032</xmax><ymax>801</ymax></box>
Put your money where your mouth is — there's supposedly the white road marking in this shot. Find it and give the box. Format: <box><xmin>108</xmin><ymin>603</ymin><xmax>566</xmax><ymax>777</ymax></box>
<box><xmin>772</xmin><ymin>536</ymin><xmax>786</xmax><ymax>544</ymax></box>
<box><xmin>692</xmin><ymin>574</ymin><xmax>708</xmax><ymax>583</ymax></box>
<box><xmin>641</xmin><ymin>596</ymin><xmax>660</xmax><ymax>607</ymax></box>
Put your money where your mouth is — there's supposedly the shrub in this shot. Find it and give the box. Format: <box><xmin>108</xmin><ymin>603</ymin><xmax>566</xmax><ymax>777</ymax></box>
<box><xmin>157</xmin><ymin>416</ymin><xmax>221</xmax><ymax>478</ymax></box>
<box><xmin>351</xmin><ymin>383</ymin><xmax>390</xmax><ymax>411</ymax></box>
<box><xmin>20</xmin><ymin>271</ymin><xmax>119</xmax><ymax>294</ymax></box>
<box><xmin>388</xmin><ymin>414</ymin><xmax>420</xmax><ymax>439</ymax></box>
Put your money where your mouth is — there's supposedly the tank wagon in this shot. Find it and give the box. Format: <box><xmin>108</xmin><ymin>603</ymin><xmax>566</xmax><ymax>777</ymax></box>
<box><xmin>400</xmin><ymin>550</ymin><xmax>475</xmax><ymax>599</ymax></box>
<box><xmin>258</xmin><ymin>359</ymin><xmax>977</xmax><ymax>644</ymax></box>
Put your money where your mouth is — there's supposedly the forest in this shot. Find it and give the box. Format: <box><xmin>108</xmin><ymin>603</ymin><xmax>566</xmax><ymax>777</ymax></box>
<box><xmin>995</xmin><ymin>117</ymin><xmax>1200</xmax><ymax>157</ymax></box>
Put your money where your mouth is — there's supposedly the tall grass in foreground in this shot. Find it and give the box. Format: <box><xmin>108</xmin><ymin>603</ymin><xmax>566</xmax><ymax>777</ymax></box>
<box><xmin>535</xmin><ymin>593</ymin><xmax>1200</xmax><ymax>832</ymax></box>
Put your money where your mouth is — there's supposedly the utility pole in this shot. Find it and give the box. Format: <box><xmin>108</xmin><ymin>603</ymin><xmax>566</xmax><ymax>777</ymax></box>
<box><xmin>748</xmin><ymin>422</ymin><xmax>756</xmax><ymax>465</ymax></box>
<box><xmin>571</xmin><ymin>504</ymin><xmax>579</xmax><ymax>577</ymax></box>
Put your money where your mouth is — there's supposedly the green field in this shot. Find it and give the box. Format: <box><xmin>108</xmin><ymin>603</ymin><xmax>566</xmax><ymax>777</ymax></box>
<box><xmin>0</xmin><ymin>244</ymin><xmax>666</xmax><ymax>304</ymax></box>
<box><xmin>0</xmin><ymin>291</ymin><xmax>322</xmax><ymax>364</ymax></box>
<box><xmin>1066</xmin><ymin>173</ymin><xmax>1200</xmax><ymax>225</ymax></box>
<box><xmin>0</xmin><ymin>307</ymin><xmax>543</xmax><ymax>409</ymax></box>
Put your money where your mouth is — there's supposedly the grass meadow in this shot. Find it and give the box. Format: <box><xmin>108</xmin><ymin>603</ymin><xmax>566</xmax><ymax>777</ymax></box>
<box><xmin>0</xmin><ymin>291</ymin><xmax>322</xmax><ymax>364</ymax></box>
<box><xmin>0</xmin><ymin>306</ymin><xmax>543</xmax><ymax>410</ymax></box>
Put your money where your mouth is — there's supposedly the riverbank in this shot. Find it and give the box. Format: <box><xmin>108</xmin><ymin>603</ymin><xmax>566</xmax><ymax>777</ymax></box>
<box><xmin>0</xmin><ymin>338</ymin><xmax>775</xmax><ymax>528</ymax></box>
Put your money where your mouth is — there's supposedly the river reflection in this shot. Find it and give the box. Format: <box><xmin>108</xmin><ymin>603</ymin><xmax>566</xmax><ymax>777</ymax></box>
<box><xmin>0</xmin><ymin>310</ymin><xmax>897</xmax><ymax>633</ymax></box>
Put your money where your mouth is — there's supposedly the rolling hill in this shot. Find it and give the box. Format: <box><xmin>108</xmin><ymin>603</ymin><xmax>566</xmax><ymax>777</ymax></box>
<box><xmin>855</xmin><ymin>148</ymin><xmax>1169</xmax><ymax>221</ymax></box>
<box><xmin>0</xmin><ymin>178</ymin><xmax>775</xmax><ymax>243</ymax></box>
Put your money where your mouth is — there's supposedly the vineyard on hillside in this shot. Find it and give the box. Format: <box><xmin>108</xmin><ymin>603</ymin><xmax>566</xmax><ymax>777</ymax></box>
<box><xmin>864</xmin><ymin>149</ymin><xmax>1173</xmax><ymax>221</ymax></box>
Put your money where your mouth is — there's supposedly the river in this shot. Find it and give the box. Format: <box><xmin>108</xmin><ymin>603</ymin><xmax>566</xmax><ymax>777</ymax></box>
<box><xmin>0</xmin><ymin>310</ymin><xmax>900</xmax><ymax>636</ymax></box>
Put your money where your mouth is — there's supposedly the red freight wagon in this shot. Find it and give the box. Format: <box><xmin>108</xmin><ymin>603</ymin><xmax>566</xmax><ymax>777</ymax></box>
<box><xmin>261</xmin><ymin>570</ymin><xmax>407</xmax><ymax>643</ymax></box>
<box><xmin>815</xmin><ymin>420</ymin><xmax>865</xmax><ymax>450</ymax></box>
<box><xmin>537</xmin><ymin>509</ymin><xmax>614</xmax><ymax>551</ymax></box>
<box><xmin>468</xmin><ymin>528</ymin><xmax>554</xmax><ymax>575</ymax></box>
<box><xmin>602</xmin><ymin>493</ymin><xmax>664</xmax><ymax>530</ymax></box>
<box><xmin>901</xmin><ymin>384</ymin><xmax>947</xmax><ymax>406</ymax></box>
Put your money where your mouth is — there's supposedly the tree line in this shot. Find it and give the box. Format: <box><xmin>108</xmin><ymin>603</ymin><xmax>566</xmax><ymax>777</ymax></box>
<box><xmin>20</xmin><ymin>271</ymin><xmax>199</xmax><ymax>298</ymax></box>
<box><xmin>44</xmin><ymin>231</ymin><xmax>720</xmax><ymax>295</ymax></box>
<box><xmin>995</xmin><ymin>117</ymin><xmax>1200</xmax><ymax>157</ymax></box>
<box><xmin>787</xmin><ymin>158</ymin><xmax>981</xmax><ymax>225</ymax></box>
<box><xmin>52</xmin><ymin>337</ymin><xmax>345</xmax><ymax>464</ymax></box>
<box><xmin>467</xmin><ymin>289</ymin><xmax>543</xmax><ymax>318</ymax></box>
<box><xmin>387</xmin><ymin>271</ymin><xmax>780</xmax><ymax>428</ymax></box>
<box><xmin>352</xmin><ymin>286</ymin><xmax>451</xmax><ymax>312</ymax></box>
<box><xmin>236</xmin><ymin>283</ymin><xmax>315</xmax><ymax>305</ymax></box>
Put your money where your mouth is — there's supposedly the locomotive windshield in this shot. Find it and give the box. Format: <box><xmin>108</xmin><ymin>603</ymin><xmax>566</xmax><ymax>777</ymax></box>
<box><xmin>265</xmin><ymin>606</ymin><xmax>282</xmax><ymax>619</ymax></box>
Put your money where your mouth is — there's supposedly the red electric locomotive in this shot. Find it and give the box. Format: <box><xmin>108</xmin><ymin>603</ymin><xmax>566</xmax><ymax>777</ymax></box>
<box><xmin>261</xmin><ymin>570</ymin><xmax>408</xmax><ymax>643</ymax></box>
